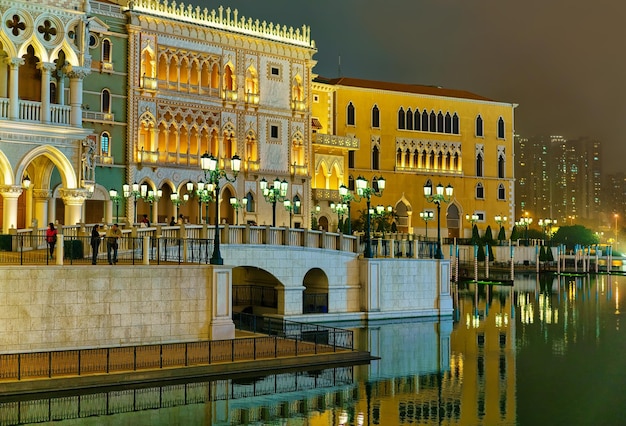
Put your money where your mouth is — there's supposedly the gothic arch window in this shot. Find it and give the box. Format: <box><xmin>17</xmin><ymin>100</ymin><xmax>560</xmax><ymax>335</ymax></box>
<box><xmin>347</xmin><ymin>102</ymin><xmax>355</xmax><ymax>125</ymax></box>
<box><xmin>372</xmin><ymin>144</ymin><xmax>380</xmax><ymax>170</ymax></box>
<box><xmin>497</xmin><ymin>183</ymin><xmax>506</xmax><ymax>200</ymax></box>
<box><xmin>421</xmin><ymin>149</ymin><xmax>427</xmax><ymax>168</ymax></box>
<box><xmin>429</xmin><ymin>150</ymin><xmax>435</xmax><ymax>169</ymax></box>
<box><xmin>497</xmin><ymin>117</ymin><xmax>505</xmax><ymax>139</ymax></box>
<box><xmin>100</xmin><ymin>131</ymin><xmax>110</xmax><ymax>156</ymax></box>
<box><xmin>429</xmin><ymin>111</ymin><xmax>436</xmax><ymax>132</ymax></box>
<box><xmin>50</xmin><ymin>82</ymin><xmax>57</xmax><ymax>104</ymax></box>
<box><xmin>437</xmin><ymin>112</ymin><xmax>444</xmax><ymax>133</ymax></box>
<box><xmin>245</xmin><ymin>191</ymin><xmax>255</xmax><ymax>212</ymax></box>
<box><xmin>101</xmin><ymin>89</ymin><xmax>111</xmax><ymax>113</ymax></box>
<box><xmin>498</xmin><ymin>153</ymin><xmax>505</xmax><ymax>178</ymax></box>
<box><xmin>224</xmin><ymin>64</ymin><xmax>235</xmax><ymax>91</ymax></box>
<box><xmin>413</xmin><ymin>150</ymin><xmax>419</xmax><ymax>168</ymax></box>
<box><xmin>476</xmin><ymin>182</ymin><xmax>484</xmax><ymax>199</ymax></box>
<box><xmin>444</xmin><ymin>112</ymin><xmax>452</xmax><ymax>133</ymax></box>
<box><xmin>406</xmin><ymin>108</ymin><xmax>413</xmax><ymax>130</ymax></box>
<box><xmin>102</xmin><ymin>39</ymin><xmax>111</xmax><ymax>63</ymax></box>
<box><xmin>452</xmin><ymin>113</ymin><xmax>459</xmax><ymax>134</ymax></box>
<box><xmin>476</xmin><ymin>152</ymin><xmax>483</xmax><ymax>177</ymax></box>
<box><xmin>445</xmin><ymin>152</ymin><xmax>451</xmax><ymax>170</ymax></box>
<box><xmin>453</xmin><ymin>152</ymin><xmax>459</xmax><ymax>170</ymax></box>
<box><xmin>210</xmin><ymin>63</ymin><xmax>220</xmax><ymax>89</ymax></box>
<box><xmin>372</xmin><ymin>105</ymin><xmax>380</xmax><ymax>128</ymax></box>
<box><xmin>437</xmin><ymin>152</ymin><xmax>443</xmax><ymax>170</ymax></box>
<box><xmin>422</xmin><ymin>109</ymin><xmax>429</xmax><ymax>131</ymax></box>
<box><xmin>246</xmin><ymin>65</ymin><xmax>259</xmax><ymax>95</ymax></box>
<box><xmin>398</xmin><ymin>108</ymin><xmax>405</xmax><ymax>129</ymax></box>
<box><xmin>396</xmin><ymin>148</ymin><xmax>402</xmax><ymax>167</ymax></box>
<box><xmin>414</xmin><ymin>109</ymin><xmax>421</xmax><ymax>131</ymax></box>
<box><xmin>476</xmin><ymin>115</ymin><xmax>484</xmax><ymax>137</ymax></box>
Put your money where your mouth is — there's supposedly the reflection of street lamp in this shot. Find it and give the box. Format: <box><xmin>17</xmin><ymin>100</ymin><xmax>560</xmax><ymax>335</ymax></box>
<box><xmin>260</xmin><ymin>177</ymin><xmax>288</xmax><ymax>227</ymax></box>
<box><xmin>283</xmin><ymin>199</ymin><xmax>301</xmax><ymax>228</ymax></box>
<box><xmin>355</xmin><ymin>175</ymin><xmax>385</xmax><ymax>258</ymax></box>
<box><xmin>109</xmin><ymin>188</ymin><xmax>122</xmax><ymax>223</ymax></box>
<box><xmin>424</xmin><ymin>182</ymin><xmax>454</xmax><ymax>259</ymax></box>
<box><xmin>230</xmin><ymin>197</ymin><xmax>248</xmax><ymax>225</ymax></box>
<box><xmin>615</xmin><ymin>213</ymin><xmax>619</xmax><ymax>247</ymax></box>
<box><xmin>201</xmin><ymin>152</ymin><xmax>241</xmax><ymax>265</ymax></box>
<box><xmin>420</xmin><ymin>210</ymin><xmax>434</xmax><ymax>239</ymax></box>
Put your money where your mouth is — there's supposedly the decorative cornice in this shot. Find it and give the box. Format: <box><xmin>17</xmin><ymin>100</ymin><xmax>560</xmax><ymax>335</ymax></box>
<box><xmin>0</xmin><ymin>185</ymin><xmax>22</xmax><ymax>196</ymax></box>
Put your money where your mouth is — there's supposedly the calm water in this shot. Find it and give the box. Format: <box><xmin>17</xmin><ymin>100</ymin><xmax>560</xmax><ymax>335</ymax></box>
<box><xmin>4</xmin><ymin>273</ymin><xmax>626</xmax><ymax>425</ymax></box>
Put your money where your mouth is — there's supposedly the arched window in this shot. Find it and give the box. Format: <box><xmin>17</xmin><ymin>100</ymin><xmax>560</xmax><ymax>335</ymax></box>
<box><xmin>421</xmin><ymin>149</ymin><xmax>427</xmax><ymax>168</ymax></box>
<box><xmin>437</xmin><ymin>112</ymin><xmax>444</xmax><ymax>133</ymax></box>
<box><xmin>372</xmin><ymin>145</ymin><xmax>380</xmax><ymax>170</ymax></box>
<box><xmin>445</xmin><ymin>152</ymin><xmax>451</xmax><ymax>170</ymax></box>
<box><xmin>497</xmin><ymin>184</ymin><xmax>506</xmax><ymax>200</ymax></box>
<box><xmin>372</xmin><ymin>105</ymin><xmax>380</xmax><ymax>128</ymax></box>
<box><xmin>101</xmin><ymin>89</ymin><xmax>111</xmax><ymax>113</ymax></box>
<box><xmin>476</xmin><ymin>152</ymin><xmax>483</xmax><ymax>177</ymax></box>
<box><xmin>414</xmin><ymin>109</ymin><xmax>421</xmax><ymax>131</ymax></box>
<box><xmin>102</xmin><ymin>39</ymin><xmax>111</xmax><ymax>63</ymax></box>
<box><xmin>245</xmin><ymin>191</ymin><xmax>255</xmax><ymax>212</ymax></box>
<box><xmin>50</xmin><ymin>82</ymin><xmax>57</xmax><ymax>104</ymax></box>
<box><xmin>476</xmin><ymin>182</ymin><xmax>484</xmax><ymax>199</ymax></box>
<box><xmin>398</xmin><ymin>108</ymin><xmax>405</xmax><ymax>129</ymax></box>
<box><xmin>437</xmin><ymin>152</ymin><xmax>443</xmax><ymax>169</ymax></box>
<box><xmin>476</xmin><ymin>115</ymin><xmax>484</xmax><ymax>137</ymax></box>
<box><xmin>497</xmin><ymin>117</ymin><xmax>505</xmax><ymax>139</ymax></box>
<box><xmin>452</xmin><ymin>113</ymin><xmax>459</xmax><ymax>134</ymax></box>
<box><xmin>422</xmin><ymin>109</ymin><xmax>429</xmax><ymax>131</ymax></box>
<box><xmin>429</xmin><ymin>150</ymin><xmax>435</xmax><ymax>169</ymax></box>
<box><xmin>396</xmin><ymin>148</ymin><xmax>403</xmax><ymax>167</ymax></box>
<box><xmin>498</xmin><ymin>153</ymin><xmax>505</xmax><ymax>178</ymax></box>
<box><xmin>100</xmin><ymin>131</ymin><xmax>110</xmax><ymax>156</ymax></box>
<box><xmin>444</xmin><ymin>112</ymin><xmax>452</xmax><ymax>133</ymax></box>
<box><xmin>347</xmin><ymin>102</ymin><xmax>355</xmax><ymax>125</ymax></box>
<box><xmin>406</xmin><ymin>108</ymin><xmax>413</xmax><ymax>130</ymax></box>
<box><xmin>429</xmin><ymin>111</ymin><xmax>436</xmax><ymax>131</ymax></box>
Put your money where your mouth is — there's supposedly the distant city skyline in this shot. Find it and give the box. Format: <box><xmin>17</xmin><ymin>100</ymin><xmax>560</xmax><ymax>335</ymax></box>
<box><xmin>216</xmin><ymin>0</ymin><xmax>626</xmax><ymax>172</ymax></box>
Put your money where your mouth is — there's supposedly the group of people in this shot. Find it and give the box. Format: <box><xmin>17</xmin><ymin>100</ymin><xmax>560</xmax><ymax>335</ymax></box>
<box><xmin>46</xmin><ymin>222</ymin><xmax>122</xmax><ymax>265</ymax></box>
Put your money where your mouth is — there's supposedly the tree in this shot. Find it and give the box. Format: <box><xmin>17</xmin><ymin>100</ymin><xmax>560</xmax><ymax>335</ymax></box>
<box><xmin>471</xmin><ymin>224</ymin><xmax>480</xmax><ymax>244</ymax></box>
<box><xmin>551</xmin><ymin>225</ymin><xmax>600</xmax><ymax>251</ymax></box>
<box><xmin>497</xmin><ymin>226</ymin><xmax>506</xmax><ymax>242</ymax></box>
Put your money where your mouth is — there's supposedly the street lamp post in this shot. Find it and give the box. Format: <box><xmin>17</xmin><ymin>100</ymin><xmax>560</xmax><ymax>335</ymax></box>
<box><xmin>123</xmin><ymin>182</ymin><xmax>146</xmax><ymax>224</ymax></box>
<box><xmin>170</xmin><ymin>192</ymin><xmax>189</xmax><ymax>208</ymax></box>
<box><xmin>539</xmin><ymin>218</ymin><xmax>556</xmax><ymax>244</ymax></box>
<box><xmin>338</xmin><ymin>184</ymin><xmax>354</xmax><ymax>235</ymax></box>
<box><xmin>420</xmin><ymin>210</ymin><xmax>434</xmax><ymax>239</ymax></box>
<box><xmin>145</xmin><ymin>189</ymin><xmax>162</xmax><ymax>223</ymax></box>
<box><xmin>230</xmin><ymin>197</ymin><xmax>248</xmax><ymax>225</ymax></box>
<box><xmin>109</xmin><ymin>189</ymin><xmax>122</xmax><ymax>223</ymax></box>
<box><xmin>515</xmin><ymin>216</ymin><xmax>532</xmax><ymax>245</ymax></box>
<box><xmin>330</xmin><ymin>201</ymin><xmax>349</xmax><ymax>231</ymax></box>
<box><xmin>283</xmin><ymin>199</ymin><xmax>301</xmax><ymax>228</ymax></box>
<box><xmin>615</xmin><ymin>213</ymin><xmax>619</xmax><ymax>248</ymax></box>
<box><xmin>260</xmin><ymin>177</ymin><xmax>289</xmax><ymax>227</ymax></box>
<box><xmin>495</xmin><ymin>214</ymin><xmax>508</xmax><ymax>241</ymax></box>
<box><xmin>354</xmin><ymin>175</ymin><xmax>385</xmax><ymax>258</ymax></box>
<box><xmin>424</xmin><ymin>182</ymin><xmax>454</xmax><ymax>259</ymax></box>
<box><xmin>201</xmin><ymin>152</ymin><xmax>241</xmax><ymax>265</ymax></box>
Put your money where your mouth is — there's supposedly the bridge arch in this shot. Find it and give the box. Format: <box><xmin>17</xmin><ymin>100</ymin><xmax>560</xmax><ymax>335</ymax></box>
<box><xmin>232</xmin><ymin>265</ymin><xmax>283</xmax><ymax>315</ymax></box>
<box><xmin>303</xmin><ymin>267</ymin><xmax>329</xmax><ymax>314</ymax></box>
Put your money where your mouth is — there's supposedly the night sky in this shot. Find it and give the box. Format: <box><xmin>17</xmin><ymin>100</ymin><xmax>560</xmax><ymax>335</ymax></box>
<box><xmin>206</xmin><ymin>0</ymin><xmax>626</xmax><ymax>172</ymax></box>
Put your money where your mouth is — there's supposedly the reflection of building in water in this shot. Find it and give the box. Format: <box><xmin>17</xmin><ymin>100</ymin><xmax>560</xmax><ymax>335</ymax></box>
<box><xmin>0</xmin><ymin>367</ymin><xmax>356</xmax><ymax>425</ymax></box>
<box><xmin>448</xmin><ymin>282</ymin><xmax>517</xmax><ymax>425</ymax></box>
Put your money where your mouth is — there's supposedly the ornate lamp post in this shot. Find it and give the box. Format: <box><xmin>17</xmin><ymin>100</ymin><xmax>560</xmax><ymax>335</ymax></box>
<box><xmin>424</xmin><ymin>182</ymin><xmax>454</xmax><ymax>259</ymax></box>
<box><xmin>230</xmin><ymin>197</ymin><xmax>248</xmax><ymax>225</ymax></box>
<box><xmin>495</xmin><ymin>214</ymin><xmax>507</xmax><ymax>228</ymax></box>
<box><xmin>109</xmin><ymin>188</ymin><xmax>122</xmax><ymax>223</ymax></box>
<box><xmin>188</xmin><ymin>181</ymin><xmax>214</xmax><ymax>224</ymax></box>
<box><xmin>420</xmin><ymin>210</ymin><xmax>434</xmax><ymax>239</ymax></box>
<box><xmin>145</xmin><ymin>189</ymin><xmax>162</xmax><ymax>222</ymax></box>
<box><xmin>539</xmin><ymin>218</ymin><xmax>556</xmax><ymax>244</ymax></box>
<box><xmin>123</xmin><ymin>182</ymin><xmax>146</xmax><ymax>224</ymax></box>
<box><xmin>283</xmin><ymin>199</ymin><xmax>301</xmax><ymax>228</ymax></box>
<box><xmin>170</xmin><ymin>192</ymin><xmax>189</xmax><ymax>208</ymax></box>
<box><xmin>201</xmin><ymin>152</ymin><xmax>241</xmax><ymax>265</ymax></box>
<box><xmin>515</xmin><ymin>216</ymin><xmax>532</xmax><ymax>245</ymax></box>
<box><xmin>330</xmin><ymin>201</ymin><xmax>349</xmax><ymax>231</ymax></box>
<box><xmin>260</xmin><ymin>177</ymin><xmax>289</xmax><ymax>227</ymax></box>
<box><xmin>354</xmin><ymin>175</ymin><xmax>385</xmax><ymax>258</ymax></box>
<box><xmin>338</xmin><ymin>184</ymin><xmax>354</xmax><ymax>234</ymax></box>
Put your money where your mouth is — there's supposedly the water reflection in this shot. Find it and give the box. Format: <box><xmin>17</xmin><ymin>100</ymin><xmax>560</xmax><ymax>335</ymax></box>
<box><xmin>4</xmin><ymin>274</ymin><xmax>626</xmax><ymax>425</ymax></box>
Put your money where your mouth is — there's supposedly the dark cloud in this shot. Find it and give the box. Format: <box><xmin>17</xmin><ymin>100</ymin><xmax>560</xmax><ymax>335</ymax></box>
<box><xmin>207</xmin><ymin>0</ymin><xmax>626</xmax><ymax>172</ymax></box>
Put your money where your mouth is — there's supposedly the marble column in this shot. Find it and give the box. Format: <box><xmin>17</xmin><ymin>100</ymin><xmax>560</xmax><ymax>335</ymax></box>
<box><xmin>59</xmin><ymin>188</ymin><xmax>89</xmax><ymax>226</ymax></box>
<box><xmin>38</xmin><ymin>62</ymin><xmax>55</xmax><ymax>124</ymax></box>
<box><xmin>67</xmin><ymin>68</ymin><xmax>89</xmax><ymax>126</ymax></box>
<box><xmin>7</xmin><ymin>58</ymin><xmax>23</xmax><ymax>120</ymax></box>
<box><xmin>32</xmin><ymin>189</ymin><xmax>52</xmax><ymax>229</ymax></box>
<box><xmin>0</xmin><ymin>185</ymin><xmax>22</xmax><ymax>232</ymax></box>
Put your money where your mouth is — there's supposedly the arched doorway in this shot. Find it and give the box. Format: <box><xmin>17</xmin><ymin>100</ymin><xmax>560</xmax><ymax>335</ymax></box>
<box><xmin>303</xmin><ymin>268</ymin><xmax>329</xmax><ymax>314</ymax></box>
<box><xmin>232</xmin><ymin>266</ymin><xmax>281</xmax><ymax>315</ymax></box>
<box><xmin>447</xmin><ymin>203</ymin><xmax>460</xmax><ymax>238</ymax></box>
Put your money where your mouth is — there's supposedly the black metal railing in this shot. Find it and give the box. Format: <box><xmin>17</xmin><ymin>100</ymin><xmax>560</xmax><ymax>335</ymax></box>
<box><xmin>233</xmin><ymin>313</ymin><xmax>353</xmax><ymax>350</ymax></box>
<box><xmin>233</xmin><ymin>285</ymin><xmax>278</xmax><ymax>308</ymax></box>
<box><xmin>303</xmin><ymin>293</ymin><xmax>329</xmax><ymax>313</ymax></box>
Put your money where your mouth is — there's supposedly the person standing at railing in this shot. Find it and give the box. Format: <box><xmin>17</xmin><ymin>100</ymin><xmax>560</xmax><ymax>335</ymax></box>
<box><xmin>46</xmin><ymin>223</ymin><xmax>57</xmax><ymax>260</ymax></box>
<box><xmin>91</xmin><ymin>224</ymin><xmax>102</xmax><ymax>265</ymax></box>
<box><xmin>106</xmin><ymin>223</ymin><xmax>122</xmax><ymax>265</ymax></box>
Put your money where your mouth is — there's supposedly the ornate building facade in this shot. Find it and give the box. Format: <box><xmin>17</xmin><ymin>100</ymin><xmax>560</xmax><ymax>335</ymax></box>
<box><xmin>311</xmin><ymin>77</ymin><xmax>517</xmax><ymax>239</ymax></box>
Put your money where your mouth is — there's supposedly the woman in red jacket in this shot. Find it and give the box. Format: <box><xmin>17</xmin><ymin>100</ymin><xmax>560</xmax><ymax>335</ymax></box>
<box><xmin>46</xmin><ymin>223</ymin><xmax>57</xmax><ymax>259</ymax></box>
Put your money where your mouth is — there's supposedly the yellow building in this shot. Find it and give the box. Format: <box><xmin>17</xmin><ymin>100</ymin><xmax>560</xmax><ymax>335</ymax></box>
<box><xmin>311</xmin><ymin>76</ymin><xmax>517</xmax><ymax>239</ymax></box>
